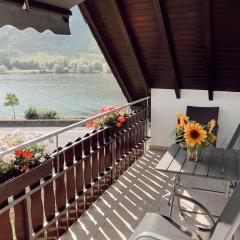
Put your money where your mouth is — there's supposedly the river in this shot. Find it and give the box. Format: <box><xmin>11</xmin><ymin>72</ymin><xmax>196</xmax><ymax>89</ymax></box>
<box><xmin>0</xmin><ymin>73</ymin><xmax>126</xmax><ymax>118</ymax></box>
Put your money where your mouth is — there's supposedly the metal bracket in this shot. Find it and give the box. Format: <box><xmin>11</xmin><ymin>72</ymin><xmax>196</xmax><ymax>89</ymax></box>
<box><xmin>22</xmin><ymin>0</ymin><xmax>30</xmax><ymax>12</ymax></box>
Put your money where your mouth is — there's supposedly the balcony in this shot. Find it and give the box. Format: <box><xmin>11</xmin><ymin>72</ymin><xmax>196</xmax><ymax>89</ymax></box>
<box><xmin>1</xmin><ymin>0</ymin><xmax>240</xmax><ymax>239</ymax></box>
<box><xmin>1</xmin><ymin>96</ymin><xmax>237</xmax><ymax>240</ymax></box>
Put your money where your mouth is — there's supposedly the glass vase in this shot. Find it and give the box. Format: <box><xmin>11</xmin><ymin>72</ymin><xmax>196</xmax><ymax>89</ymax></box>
<box><xmin>187</xmin><ymin>145</ymin><xmax>200</xmax><ymax>162</ymax></box>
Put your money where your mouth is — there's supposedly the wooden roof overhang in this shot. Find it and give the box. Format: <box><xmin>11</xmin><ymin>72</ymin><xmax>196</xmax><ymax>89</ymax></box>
<box><xmin>79</xmin><ymin>0</ymin><xmax>240</xmax><ymax>101</ymax></box>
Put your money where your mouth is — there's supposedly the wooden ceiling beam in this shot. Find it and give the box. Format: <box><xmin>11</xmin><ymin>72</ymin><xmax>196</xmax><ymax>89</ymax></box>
<box><xmin>203</xmin><ymin>0</ymin><xmax>215</xmax><ymax>101</ymax></box>
<box><xmin>110</xmin><ymin>0</ymin><xmax>150</xmax><ymax>97</ymax></box>
<box><xmin>79</xmin><ymin>2</ymin><xmax>133</xmax><ymax>102</ymax></box>
<box><xmin>153</xmin><ymin>0</ymin><xmax>181</xmax><ymax>99</ymax></box>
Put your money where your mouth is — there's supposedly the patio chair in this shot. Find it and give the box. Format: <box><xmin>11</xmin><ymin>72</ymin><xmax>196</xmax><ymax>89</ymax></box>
<box><xmin>186</xmin><ymin>106</ymin><xmax>219</xmax><ymax>145</ymax></box>
<box><xmin>227</xmin><ymin>123</ymin><xmax>240</xmax><ymax>149</ymax></box>
<box><xmin>129</xmin><ymin>181</ymin><xmax>240</xmax><ymax>240</ymax></box>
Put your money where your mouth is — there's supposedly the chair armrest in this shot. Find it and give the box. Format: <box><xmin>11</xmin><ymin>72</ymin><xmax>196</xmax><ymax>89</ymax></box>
<box><xmin>174</xmin><ymin>192</ymin><xmax>215</xmax><ymax>229</ymax></box>
<box><xmin>128</xmin><ymin>213</ymin><xmax>192</xmax><ymax>240</ymax></box>
<box><xmin>134</xmin><ymin>231</ymin><xmax>172</xmax><ymax>240</ymax></box>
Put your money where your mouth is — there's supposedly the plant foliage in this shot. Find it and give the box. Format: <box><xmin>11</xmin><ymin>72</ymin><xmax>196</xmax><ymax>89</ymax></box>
<box><xmin>4</xmin><ymin>92</ymin><xmax>19</xmax><ymax>120</ymax></box>
<box><xmin>24</xmin><ymin>106</ymin><xmax>59</xmax><ymax>119</ymax></box>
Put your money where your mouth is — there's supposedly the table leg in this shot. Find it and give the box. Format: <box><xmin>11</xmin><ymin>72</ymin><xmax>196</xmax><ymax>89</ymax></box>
<box><xmin>168</xmin><ymin>175</ymin><xmax>178</xmax><ymax>206</ymax></box>
<box><xmin>159</xmin><ymin>174</ymin><xmax>215</xmax><ymax>231</ymax></box>
<box><xmin>159</xmin><ymin>174</ymin><xmax>180</xmax><ymax>216</ymax></box>
<box><xmin>167</xmin><ymin>174</ymin><xmax>181</xmax><ymax>219</ymax></box>
<box><xmin>226</xmin><ymin>182</ymin><xmax>231</xmax><ymax>198</ymax></box>
<box><xmin>227</xmin><ymin>181</ymin><xmax>238</xmax><ymax>198</ymax></box>
<box><xmin>169</xmin><ymin>176</ymin><xmax>177</xmax><ymax>218</ymax></box>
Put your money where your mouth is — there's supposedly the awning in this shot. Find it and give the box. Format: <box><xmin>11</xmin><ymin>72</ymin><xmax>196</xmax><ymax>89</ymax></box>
<box><xmin>0</xmin><ymin>0</ymin><xmax>84</xmax><ymax>35</ymax></box>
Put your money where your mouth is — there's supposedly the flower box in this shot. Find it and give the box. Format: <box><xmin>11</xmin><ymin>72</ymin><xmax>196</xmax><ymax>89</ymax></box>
<box><xmin>86</xmin><ymin>104</ymin><xmax>128</xmax><ymax>131</ymax></box>
<box><xmin>0</xmin><ymin>168</ymin><xmax>19</xmax><ymax>186</ymax></box>
<box><xmin>0</xmin><ymin>157</ymin><xmax>53</xmax><ymax>205</ymax></box>
<box><xmin>0</xmin><ymin>130</ymin><xmax>50</xmax><ymax>187</ymax></box>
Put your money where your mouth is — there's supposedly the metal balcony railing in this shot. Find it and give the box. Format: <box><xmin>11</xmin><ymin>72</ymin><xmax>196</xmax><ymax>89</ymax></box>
<box><xmin>0</xmin><ymin>96</ymin><xmax>150</xmax><ymax>240</ymax></box>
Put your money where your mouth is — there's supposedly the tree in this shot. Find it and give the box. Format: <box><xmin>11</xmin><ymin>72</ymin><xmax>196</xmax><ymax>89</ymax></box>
<box><xmin>4</xmin><ymin>93</ymin><xmax>19</xmax><ymax>120</ymax></box>
<box><xmin>0</xmin><ymin>51</ymin><xmax>11</xmax><ymax>70</ymax></box>
<box><xmin>0</xmin><ymin>65</ymin><xmax>7</xmax><ymax>74</ymax></box>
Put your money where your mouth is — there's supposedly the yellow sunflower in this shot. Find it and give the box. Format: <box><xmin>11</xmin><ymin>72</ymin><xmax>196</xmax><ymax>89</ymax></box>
<box><xmin>184</xmin><ymin>122</ymin><xmax>207</xmax><ymax>147</ymax></box>
<box><xmin>176</xmin><ymin>112</ymin><xmax>183</xmax><ymax>129</ymax></box>
<box><xmin>210</xmin><ymin>134</ymin><xmax>217</xmax><ymax>144</ymax></box>
<box><xmin>209</xmin><ymin>119</ymin><xmax>216</xmax><ymax>133</ymax></box>
<box><xmin>180</xmin><ymin>115</ymin><xmax>189</xmax><ymax>128</ymax></box>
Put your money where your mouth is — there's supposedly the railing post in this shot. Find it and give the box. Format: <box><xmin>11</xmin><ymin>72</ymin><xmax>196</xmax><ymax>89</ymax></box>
<box><xmin>111</xmin><ymin>134</ymin><xmax>116</xmax><ymax>183</ymax></box>
<box><xmin>74</xmin><ymin>138</ymin><xmax>84</xmax><ymax>218</ymax></box>
<box><xmin>146</xmin><ymin>98</ymin><xmax>150</xmax><ymax>139</ymax></box>
<box><xmin>65</xmin><ymin>142</ymin><xmax>77</xmax><ymax>226</ymax></box>
<box><xmin>83</xmin><ymin>133</ymin><xmax>93</xmax><ymax>210</ymax></box>
<box><xmin>0</xmin><ymin>199</ymin><xmax>13</xmax><ymax>239</ymax></box>
<box><xmin>54</xmin><ymin>151</ymin><xmax>68</xmax><ymax>236</ymax></box>
<box><xmin>91</xmin><ymin>130</ymin><xmax>100</xmax><ymax>201</ymax></box>
<box><xmin>25</xmin><ymin>196</ymin><xmax>33</xmax><ymax>240</ymax></box>
<box><xmin>56</xmin><ymin>135</ymin><xmax>60</xmax><ymax>173</ymax></box>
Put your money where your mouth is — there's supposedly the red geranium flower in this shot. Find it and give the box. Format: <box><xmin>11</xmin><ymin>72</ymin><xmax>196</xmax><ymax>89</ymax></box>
<box><xmin>107</xmin><ymin>106</ymin><xmax>115</xmax><ymax>111</ymax></box>
<box><xmin>22</xmin><ymin>150</ymin><xmax>33</xmax><ymax>159</ymax></box>
<box><xmin>86</xmin><ymin>120</ymin><xmax>98</xmax><ymax>128</ymax></box>
<box><xmin>21</xmin><ymin>165</ymin><xmax>30</xmax><ymax>173</ymax></box>
<box><xmin>91</xmin><ymin>120</ymin><xmax>97</xmax><ymax>127</ymax></box>
<box><xmin>15</xmin><ymin>149</ymin><xmax>33</xmax><ymax>159</ymax></box>
<box><xmin>15</xmin><ymin>149</ymin><xmax>24</xmax><ymax>157</ymax></box>
<box><xmin>118</xmin><ymin>116</ymin><xmax>126</xmax><ymax>124</ymax></box>
<box><xmin>99</xmin><ymin>107</ymin><xmax>108</xmax><ymax>113</ymax></box>
<box><xmin>86</xmin><ymin>121</ymin><xmax>92</xmax><ymax>128</ymax></box>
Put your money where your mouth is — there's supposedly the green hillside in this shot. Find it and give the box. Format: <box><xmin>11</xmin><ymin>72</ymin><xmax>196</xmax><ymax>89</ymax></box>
<box><xmin>0</xmin><ymin>7</ymin><xmax>101</xmax><ymax>58</ymax></box>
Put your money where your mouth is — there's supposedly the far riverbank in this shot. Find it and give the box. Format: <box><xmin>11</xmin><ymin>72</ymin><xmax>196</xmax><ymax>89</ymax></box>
<box><xmin>0</xmin><ymin>119</ymin><xmax>84</xmax><ymax>128</ymax></box>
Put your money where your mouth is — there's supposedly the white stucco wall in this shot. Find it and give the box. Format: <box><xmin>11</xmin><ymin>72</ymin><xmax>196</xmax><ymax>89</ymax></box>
<box><xmin>151</xmin><ymin>89</ymin><xmax>240</xmax><ymax>148</ymax></box>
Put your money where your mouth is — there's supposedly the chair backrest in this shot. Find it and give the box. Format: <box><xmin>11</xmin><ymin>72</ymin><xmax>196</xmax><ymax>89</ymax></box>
<box><xmin>186</xmin><ymin>106</ymin><xmax>219</xmax><ymax>125</ymax></box>
<box><xmin>210</xmin><ymin>182</ymin><xmax>240</xmax><ymax>240</ymax></box>
<box><xmin>227</xmin><ymin>123</ymin><xmax>240</xmax><ymax>149</ymax></box>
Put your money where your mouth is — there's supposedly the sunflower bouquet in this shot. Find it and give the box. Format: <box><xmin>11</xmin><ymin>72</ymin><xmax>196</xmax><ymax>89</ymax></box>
<box><xmin>175</xmin><ymin>113</ymin><xmax>216</xmax><ymax>161</ymax></box>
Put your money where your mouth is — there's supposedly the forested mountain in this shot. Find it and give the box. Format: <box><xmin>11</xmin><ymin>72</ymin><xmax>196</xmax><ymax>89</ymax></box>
<box><xmin>0</xmin><ymin>7</ymin><xmax>111</xmax><ymax>74</ymax></box>
<box><xmin>0</xmin><ymin>7</ymin><xmax>101</xmax><ymax>58</ymax></box>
